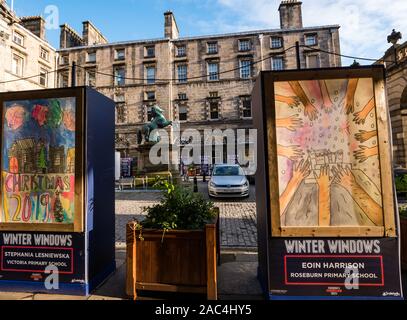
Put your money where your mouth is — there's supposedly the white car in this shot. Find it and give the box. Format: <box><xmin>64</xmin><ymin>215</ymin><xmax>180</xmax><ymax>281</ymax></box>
<box><xmin>208</xmin><ymin>165</ymin><xmax>250</xmax><ymax>198</ymax></box>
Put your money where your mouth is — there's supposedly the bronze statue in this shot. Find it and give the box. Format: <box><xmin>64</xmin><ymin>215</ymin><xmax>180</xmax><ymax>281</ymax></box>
<box><xmin>139</xmin><ymin>105</ymin><xmax>172</xmax><ymax>144</ymax></box>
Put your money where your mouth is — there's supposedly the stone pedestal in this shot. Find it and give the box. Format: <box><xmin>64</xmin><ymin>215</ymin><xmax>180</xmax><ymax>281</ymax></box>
<box><xmin>135</xmin><ymin>143</ymin><xmax>181</xmax><ymax>185</ymax></box>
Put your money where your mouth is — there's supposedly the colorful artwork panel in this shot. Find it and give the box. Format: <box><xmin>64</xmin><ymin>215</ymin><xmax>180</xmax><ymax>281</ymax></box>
<box><xmin>1</xmin><ymin>97</ymin><xmax>76</xmax><ymax>225</ymax></box>
<box><xmin>274</xmin><ymin>78</ymin><xmax>383</xmax><ymax>227</ymax></box>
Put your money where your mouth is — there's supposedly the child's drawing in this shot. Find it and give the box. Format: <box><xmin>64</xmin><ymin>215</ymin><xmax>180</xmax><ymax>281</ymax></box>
<box><xmin>274</xmin><ymin>78</ymin><xmax>383</xmax><ymax>227</ymax></box>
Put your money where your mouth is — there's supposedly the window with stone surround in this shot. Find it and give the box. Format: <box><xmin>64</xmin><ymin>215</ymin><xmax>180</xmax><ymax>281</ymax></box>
<box><xmin>271</xmin><ymin>37</ymin><xmax>283</xmax><ymax>49</ymax></box>
<box><xmin>115</xmin><ymin>48</ymin><xmax>125</xmax><ymax>60</ymax></box>
<box><xmin>115</xmin><ymin>95</ymin><xmax>126</xmax><ymax>124</ymax></box>
<box><xmin>85</xmin><ymin>68</ymin><xmax>96</xmax><ymax>87</ymax></box>
<box><xmin>146</xmin><ymin>66</ymin><xmax>156</xmax><ymax>84</ymax></box>
<box><xmin>239</xmin><ymin>59</ymin><xmax>252</xmax><ymax>79</ymax></box>
<box><xmin>40</xmin><ymin>47</ymin><xmax>49</xmax><ymax>61</ymax></box>
<box><xmin>145</xmin><ymin>45</ymin><xmax>155</xmax><ymax>58</ymax></box>
<box><xmin>60</xmin><ymin>55</ymin><xmax>69</xmax><ymax>65</ymax></box>
<box><xmin>13</xmin><ymin>31</ymin><xmax>24</xmax><ymax>47</ymax></box>
<box><xmin>239</xmin><ymin>39</ymin><xmax>251</xmax><ymax>52</ymax></box>
<box><xmin>11</xmin><ymin>54</ymin><xmax>24</xmax><ymax>76</ymax></box>
<box><xmin>306</xmin><ymin>55</ymin><xmax>320</xmax><ymax>68</ymax></box>
<box><xmin>305</xmin><ymin>34</ymin><xmax>318</xmax><ymax>46</ymax></box>
<box><xmin>146</xmin><ymin>105</ymin><xmax>154</xmax><ymax>122</ymax></box>
<box><xmin>177</xmin><ymin>64</ymin><xmax>188</xmax><ymax>83</ymax></box>
<box><xmin>114</xmin><ymin>65</ymin><xmax>126</xmax><ymax>86</ymax></box>
<box><xmin>87</xmin><ymin>51</ymin><xmax>96</xmax><ymax>63</ymax></box>
<box><xmin>207</xmin><ymin>42</ymin><xmax>218</xmax><ymax>54</ymax></box>
<box><xmin>206</xmin><ymin>92</ymin><xmax>222</xmax><ymax>120</ymax></box>
<box><xmin>207</xmin><ymin>62</ymin><xmax>219</xmax><ymax>81</ymax></box>
<box><xmin>39</xmin><ymin>68</ymin><xmax>48</xmax><ymax>86</ymax></box>
<box><xmin>209</xmin><ymin>101</ymin><xmax>220</xmax><ymax>120</ymax></box>
<box><xmin>241</xmin><ymin>96</ymin><xmax>252</xmax><ymax>118</ymax></box>
<box><xmin>59</xmin><ymin>72</ymin><xmax>69</xmax><ymax>88</ymax></box>
<box><xmin>176</xmin><ymin>45</ymin><xmax>186</xmax><ymax>57</ymax></box>
<box><xmin>145</xmin><ymin>91</ymin><xmax>156</xmax><ymax>101</ymax></box>
<box><xmin>179</xmin><ymin>105</ymin><xmax>188</xmax><ymax>121</ymax></box>
<box><xmin>271</xmin><ymin>56</ymin><xmax>284</xmax><ymax>70</ymax></box>
<box><xmin>178</xmin><ymin>93</ymin><xmax>188</xmax><ymax>100</ymax></box>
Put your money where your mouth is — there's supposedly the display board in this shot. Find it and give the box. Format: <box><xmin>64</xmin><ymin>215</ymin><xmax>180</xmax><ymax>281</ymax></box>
<box><xmin>252</xmin><ymin>66</ymin><xmax>403</xmax><ymax>300</ymax></box>
<box><xmin>0</xmin><ymin>87</ymin><xmax>115</xmax><ymax>296</ymax></box>
<box><xmin>0</xmin><ymin>89</ymin><xmax>84</xmax><ymax>233</ymax></box>
<box><xmin>265</xmin><ymin>68</ymin><xmax>396</xmax><ymax>238</ymax></box>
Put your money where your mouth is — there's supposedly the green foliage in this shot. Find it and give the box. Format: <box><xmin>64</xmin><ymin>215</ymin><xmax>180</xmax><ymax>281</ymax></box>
<box><xmin>142</xmin><ymin>180</ymin><xmax>216</xmax><ymax>231</ymax></box>
<box><xmin>396</xmin><ymin>174</ymin><xmax>407</xmax><ymax>193</ymax></box>
<box><xmin>37</xmin><ymin>146</ymin><xmax>47</xmax><ymax>170</ymax></box>
<box><xmin>53</xmin><ymin>191</ymin><xmax>64</xmax><ymax>223</ymax></box>
<box><xmin>400</xmin><ymin>206</ymin><xmax>407</xmax><ymax>219</ymax></box>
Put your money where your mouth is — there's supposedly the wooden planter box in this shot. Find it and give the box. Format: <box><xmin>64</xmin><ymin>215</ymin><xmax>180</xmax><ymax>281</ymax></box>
<box><xmin>126</xmin><ymin>212</ymin><xmax>220</xmax><ymax>300</ymax></box>
<box><xmin>401</xmin><ymin>216</ymin><xmax>407</xmax><ymax>271</ymax></box>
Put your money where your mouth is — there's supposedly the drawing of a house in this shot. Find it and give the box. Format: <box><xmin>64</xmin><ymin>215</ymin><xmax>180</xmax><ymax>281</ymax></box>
<box><xmin>49</xmin><ymin>146</ymin><xmax>66</xmax><ymax>174</ymax></box>
<box><xmin>66</xmin><ymin>148</ymin><xmax>75</xmax><ymax>173</ymax></box>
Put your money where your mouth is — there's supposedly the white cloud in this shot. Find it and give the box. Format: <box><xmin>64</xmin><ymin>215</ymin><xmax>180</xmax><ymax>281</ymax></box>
<box><xmin>207</xmin><ymin>0</ymin><xmax>407</xmax><ymax>65</ymax></box>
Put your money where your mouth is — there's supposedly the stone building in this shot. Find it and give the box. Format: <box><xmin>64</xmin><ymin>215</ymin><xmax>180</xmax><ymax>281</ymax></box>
<box><xmin>379</xmin><ymin>30</ymin><xmax>407</xmax><ymax>167</ymax></box>
<box><xmin>0</xmin><ymin>1</ymin><xmax>57</xmax><ymax>92</ymax></box>
<box><xmin>57</xmin><ymin>0</ymin><xmax>341</xmax><ymax>173</ymax></box>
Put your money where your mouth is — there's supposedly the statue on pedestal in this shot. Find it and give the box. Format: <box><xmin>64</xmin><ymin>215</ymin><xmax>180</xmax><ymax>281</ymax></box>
<box><xmin>138</xmin><ymin>105</ymin><xmax>172</xmax><ymax>144</ymax></box>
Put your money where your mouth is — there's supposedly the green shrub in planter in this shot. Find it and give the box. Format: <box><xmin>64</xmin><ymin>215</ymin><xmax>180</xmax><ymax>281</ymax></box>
<box><xmin>395</xmin><ymin>174</ymin><xmax>407</xmax><ymax>193</ymax></box>
<box><xmin>400</xmin><ymin>206</ymin><xmax>407</xmax><ymax>219</ymax></box>
<box><xmin>142</xmin><ymin>180</ymin><xmax>216</xmax><ymax>231</ymax></box>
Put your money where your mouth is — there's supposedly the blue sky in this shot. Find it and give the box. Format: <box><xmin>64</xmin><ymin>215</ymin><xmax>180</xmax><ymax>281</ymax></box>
<box><xmin>7</xmin><ymin>0</ymin><xmax>407</xmax><ymax>65</ymax></box>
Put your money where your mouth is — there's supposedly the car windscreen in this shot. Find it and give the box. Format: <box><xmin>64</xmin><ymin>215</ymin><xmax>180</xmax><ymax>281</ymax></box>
<box><xmin>212</xmin><ymin>166</ymin><xmax>244</xmax><ymax>176</ymax></box>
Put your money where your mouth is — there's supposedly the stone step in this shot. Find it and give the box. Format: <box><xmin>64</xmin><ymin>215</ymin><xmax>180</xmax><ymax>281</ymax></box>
<box><xmin>220</xmin><ymin>248</ymin><xmax>258</xmax><ymax>263</ymax></box>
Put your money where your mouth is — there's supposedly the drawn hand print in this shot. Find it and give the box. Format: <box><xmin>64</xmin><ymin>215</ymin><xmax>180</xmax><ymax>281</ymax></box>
<box><xmin>292</xmin><ymin>159</ymin><xmax>312</xmax><ymax>182</ymax></box>
<box><xmin>277</xmin><ymin>144</ymin><xmax>304</xmax><ymax>161</ymax></box>
<box><xmin>314</xmin><ymin>165</ymin><xmax>331</xmax><ymax>189</ymax></box>
<box><xmin>355</xmin><ymin>130</ymin><xmax>377</xmax><ymax>143</ymax></box>
<box><xmin>353</xmin><ymin>97</ymin><xmax>375</xmax><ymax>125</ymax></box>
<box><xmin>275</xmin><ymin>95</ymin><xmax>301</xmax><ymax>109</ymax></box>
<box><xmin>353</xmin><ymin>145</ymin><xmax>378</xmax><ymax>163</ymax></box>
<box><xmin>314</xmin><ymin>165</ymin><xmax>331</xmax><ymax>226</ymax></box>
<box><xmin>304</xmin><ymin>103</ymin><xmax>319</xmax><ymax>121</ymax></box>
<box><xmin>332</xmin><ymin>165</ymin><xmax>356</xmax><ymax>189</ymax></box>
<box><xmin>331</xmin><ymin>164</ymin><xmax>383</xmax><ymax>226</ymax></box>
<box><xmin>319</xmin><ymin>80</ymin><xmax>334</xmax><ymax>114</ymax></box>
<box><xmin>289</xmin><ymin>81</ymin><xmax>319</xmax><ymax>121</ymax></box>
<box><xmin>276</xmin><ymin>114</ymin><xmax>304</xmax><ymax>132</ymax></box>
<box><xmin>343</xmin><ymin>79</ymin><xmax>359</xmax><ymax>115</ymax></box>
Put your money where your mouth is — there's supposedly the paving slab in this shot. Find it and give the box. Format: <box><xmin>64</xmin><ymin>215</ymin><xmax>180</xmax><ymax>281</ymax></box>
<box><xmin>33</xmin><ymin>294</ymin><xmax>88</xmax><ymax>300</ymax></box>
<box><xmin>218</xmin><ymin>261</ymin><xmax>264</xmax><ymax>300</ymax></box>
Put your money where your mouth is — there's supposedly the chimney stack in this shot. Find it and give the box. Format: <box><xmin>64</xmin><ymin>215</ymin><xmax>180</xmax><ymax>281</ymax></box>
<box><xmin>59</xmin><ymin>24</ymin><xmax>83</xmax><ymax>49</ymax></box>
<box><xmin>20</xmin><ymin>16</ymin><xmax>46</xmax><ymax>40</ymax></box>
<box><xmin>82</xmin><ymin>21</ymin><xmax>108</xmax><ymax>46</ymax></box>
<box><xmin>164</xmin><ymin>11</ymin><xmax>179</xmax><ymax>39</ymax></box>
<box><xmin>279</xmin><ymin>0</ymin><xmax>303</xmax><ymax>30</ymax></box>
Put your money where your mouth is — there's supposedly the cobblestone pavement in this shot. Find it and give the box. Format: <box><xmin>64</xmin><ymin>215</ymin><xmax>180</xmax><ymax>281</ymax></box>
<box><xmin>115</xmin><ymin>184</ymin><xmax>258</xmax><ymax>248</ymax></box>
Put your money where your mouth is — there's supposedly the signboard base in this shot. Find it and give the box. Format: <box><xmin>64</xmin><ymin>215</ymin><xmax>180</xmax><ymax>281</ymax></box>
<box><xmin>0</xmin><ymin>231</ymin><xmax>116</xmax><ymax>296</ymax></box>
<box><xmin>265</xmin><ymin>238</ymin><xmax>403</xmax><ymax>300</ymax></box>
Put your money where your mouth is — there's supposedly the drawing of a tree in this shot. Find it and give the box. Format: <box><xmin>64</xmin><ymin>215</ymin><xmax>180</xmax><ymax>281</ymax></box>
<box><xmin>53</xmin><ymin>191</ymin><xmax>64</xmax><ymax>223</ymax></box>
<box><xmin>38</xmin><ymin>145</ymin><xmax>47</xmax><ymax>173</ymax></box>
